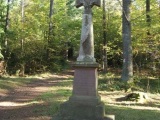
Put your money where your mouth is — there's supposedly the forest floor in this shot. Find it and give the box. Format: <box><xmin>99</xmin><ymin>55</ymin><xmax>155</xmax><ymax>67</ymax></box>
<box><xmin>0</xmin><ymin>72</ymin><xmax>73</xmax><ymax>120</ymax></box>
<box><xmin>0</xmin><ymin>71</ymin><xmax>160</xmax><ymax>120</ymax></box>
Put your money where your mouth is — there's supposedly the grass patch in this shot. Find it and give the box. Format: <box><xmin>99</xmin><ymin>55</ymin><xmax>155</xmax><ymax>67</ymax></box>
<box><xmin>33</xmin><ymin>101</ymin><xmax>61</xmax><ymax>116</ymax></box>
<box><xmin>0</xmin><ymin>77</ymin><xmax>39</xmax><ymax>91</ymax></box>
<box><xmin>36</xmin><ymin>88</ymin><xmax>72</xmax><ymax>102</ymax></box>
<box><xmin>105</xmin><ymin>105</ymin><xmax>160</xmax><ymax>120</ymax></box>
<box><xmin>34</xmin><ymin>78</ymin><xmax>72</xmax><ymax>116</ymax></box>
<box><xmin>34</xmin><ymin>88</ymin><xmax>72</xmax><ymax>116</ymax></box>
<box><xmin>57</xmin><ymin>80</ymin><xmax>73</xmax><ymax>87</ymax></box>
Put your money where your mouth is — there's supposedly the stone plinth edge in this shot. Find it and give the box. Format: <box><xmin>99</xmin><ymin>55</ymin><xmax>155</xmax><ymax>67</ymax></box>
<box><xmin>72</xmin><ymin>62</ymin><xmax>99</xmax><ymax>68</ymax></box>
<box><xmin>69</xmin><ymin>95</ymin><xmax>101</xmax><ymax>105</ymax></box>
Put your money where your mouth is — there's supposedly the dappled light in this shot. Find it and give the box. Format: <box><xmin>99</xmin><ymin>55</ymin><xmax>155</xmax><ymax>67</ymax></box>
<box><xmin>0</xmin><ymin>101</ymin><xmax>42</xmax><ymax>107</ymax></box>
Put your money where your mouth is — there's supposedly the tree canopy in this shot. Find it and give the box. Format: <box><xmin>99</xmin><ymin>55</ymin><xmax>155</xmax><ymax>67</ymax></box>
<box><xmin>0</xmin><ymin>0</ymin><xmax>159</xmax><ymax>75</ymax></box>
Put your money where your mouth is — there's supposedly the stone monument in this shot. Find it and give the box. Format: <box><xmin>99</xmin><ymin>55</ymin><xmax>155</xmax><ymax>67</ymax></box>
<box><xmin>76</xmin><ymin>0</ymin><xmax>100</xmax><ymax>62</ymax></box>
<box><xmin>53</xmin><ymin>0</ymin><xmax>114</xmax><ymax>120</ymax></box>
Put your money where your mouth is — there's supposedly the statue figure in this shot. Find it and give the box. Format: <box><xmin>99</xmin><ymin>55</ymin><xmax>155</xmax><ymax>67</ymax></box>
<box><xmin>76</xmin><ymin>0</ymin><xmax>101</xmax><ymax>62</ymax></box>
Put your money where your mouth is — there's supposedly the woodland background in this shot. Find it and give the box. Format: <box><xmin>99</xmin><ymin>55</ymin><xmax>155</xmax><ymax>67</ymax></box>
<box><xmin>0</xmin><ymin>1</ymin><xmax>160</xmax><ymax>119</ymax></box>
<box><xmin>0</xmin><ymin>0</ymin><xmax>159</xmax><ymax>78</ymax></box>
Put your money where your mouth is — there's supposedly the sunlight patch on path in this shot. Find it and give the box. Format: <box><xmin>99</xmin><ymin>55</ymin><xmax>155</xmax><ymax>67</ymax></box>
<box><xmin>31</xmin><ymin>73</ymin><xmax>73</xmax><ymax>79</ymax></box>
<box><xmin>0</xmin><ymin>101</ymin><xmax>42</xmax><ymax>107</ymax></box>
<box><xmin>23</xmin><ymin>116</ymin><xmax>51</xmax><ymax>120</ymax></box>
<box><xmin>33</xmin><ymin>86</ymin><xmax>52</xmax><ymax>92</ymax></box>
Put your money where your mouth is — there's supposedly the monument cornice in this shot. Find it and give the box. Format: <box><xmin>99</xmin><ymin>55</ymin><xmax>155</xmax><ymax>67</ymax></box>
<box><xmin>72</xmin><ymin>62</ymin><xmax>99</xmax><ymax>68</ymax></box>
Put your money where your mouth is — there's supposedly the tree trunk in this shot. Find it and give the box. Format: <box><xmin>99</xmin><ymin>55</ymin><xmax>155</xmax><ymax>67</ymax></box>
<box><xmin>20</xmin><ymin>0</ymin><xmax>25</xmax><ymax>76</ymax></box>
<box><xmin>4</xmin><ymin>0</ymin><xmax>10</xmax><ymax>60</ymax></box>
<box><xmin>46</xmin><ymin>0</ymin><xmax>54</xmax><ymax>61</ymax></box>
<box><xmin>67</xmin><ymin>42</ymin><xmax>74</xmax><ymax>60</ymax></box>
<box><xmin>146</xmin><ymin>0</ymin><xmax>156</xmax><ymax>71</ymax></box>
<box><xmin>49</xmin><ymin>0</ymin><xmax>54</xmax><ymax>40</ymax></box>
<box><xmin>146</xmin><ymin>0</ymin><xmax>151</xmax><ymax>35</ymax></box>
<box><xmin>102</xmin><ymin>0</ymin><xmax>108</xmax><ymax>72</ymax></box>
<box><xmin>121</xmin><ymin>0</ymin><xmax>133</xmax><ymax>82</ymax></box>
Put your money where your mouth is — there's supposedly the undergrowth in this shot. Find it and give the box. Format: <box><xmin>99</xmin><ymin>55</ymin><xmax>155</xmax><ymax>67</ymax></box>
<box><xmin>98</xmin><ymin>72</ymin><xmax>160</xmax><ymax>93</ymax></box>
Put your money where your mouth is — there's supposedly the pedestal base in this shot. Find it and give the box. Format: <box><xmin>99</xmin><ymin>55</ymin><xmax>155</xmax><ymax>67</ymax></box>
<box><xmin>53</xmin><ymin>101</ymin><xmax>105</xmax><ymax>120</ymax></box>
<box><xmin>52</xmin><ymin>62</ymin><xmax>115</xmax><ymax>120</ymax></box>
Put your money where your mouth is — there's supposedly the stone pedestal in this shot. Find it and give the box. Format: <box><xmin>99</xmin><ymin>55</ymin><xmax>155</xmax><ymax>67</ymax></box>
<box><xmin>53</xmin><ymin>62</ymin><xmax>115</xmax><ymax>120</ymax></box>
<box><xmin>70</xmin><ymin>62</ymin><xmax>100</xmax><ymax>104</ymax></box>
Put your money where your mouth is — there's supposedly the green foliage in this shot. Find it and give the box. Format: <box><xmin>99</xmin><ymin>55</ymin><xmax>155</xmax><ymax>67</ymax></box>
<box><xmin>0</xmin><ymin>0</ymin><xmax>159</xmax><ymax>75</ymax></box>
<box><xmin>0</xmin><ymin>0</ymin><xmax>6</xmax><ymax>48</ymax></box>
<box><xmin>93</xmin><ymin>1</ymin><xmax>122</xmax><ymax>67</ymax></box>
<box><xmin>131</xmin><ymin>0</ymin><xmax>160</xmax><ymax>70</ymax></box>
<box><xmin>98</xmin><ymin>72</ymin><xmax>160</xmax><ymax>93</ymax></box>
<box><xmin>4</xmin><ymin>0</ymin><xmax>83</xmax><ymax>74</ymax></box>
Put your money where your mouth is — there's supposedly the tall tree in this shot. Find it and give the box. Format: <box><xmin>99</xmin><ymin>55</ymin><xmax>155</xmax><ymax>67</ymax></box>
<box><xmin>146</xmin><ymin>0</ymin><xmax>151</xmax><ymax>35</ymax></box>
<box><xmin>121</xmin><ymin>0</ymin><xmax>133</xmax><ymax>82</ymax></box>
<box><xmin>0</xmin><ymin>0</ymin><xmax>5</xmax><ymax>60</ymax></box>
<box><xmin>49</xmin><ymin>0</ymin><xmax>54</xmax><ymax>37</ymax></box>
<box><xmin>4</xmin><ymin>0</ymin><xmax>10</xmax><ymax>60</ymax></box>
<box><xmin>20</xmin><ymin>0</ymin><xmax>25</xmax><ymax>76</ymax></box>
<box><xmin>46</xmin><ymin>0</ymin><xmax>54</xmax><ymax>61</ymax></box>
<box><xmin>102</xmin><ymin>0</ymin><xmax>108</xmax><ymax>72</ymax></box>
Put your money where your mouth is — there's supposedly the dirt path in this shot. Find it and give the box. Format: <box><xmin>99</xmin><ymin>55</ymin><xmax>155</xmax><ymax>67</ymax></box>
<box><xmin>0</xmin><ymin>73</ymin><xmax>72</xmax><ymax>120</ymax></box>
<box><xmin>0</xmin><ymin>72</ymin><xmax>160</xmax><ymax>120</ymax></box>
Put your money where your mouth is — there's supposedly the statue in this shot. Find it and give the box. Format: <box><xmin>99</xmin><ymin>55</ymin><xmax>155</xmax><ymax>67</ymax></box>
<box><xmin>52</xmin><ymin>1</ymin><xmax>115</xmax><ymax>119</ymax></box>
<box><xmin>76</xmin><ymin>0</ymin><xmax>101</xmax><ymax>62</ymax></box>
